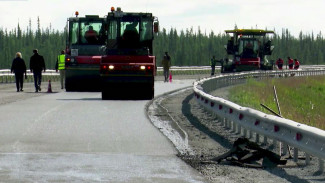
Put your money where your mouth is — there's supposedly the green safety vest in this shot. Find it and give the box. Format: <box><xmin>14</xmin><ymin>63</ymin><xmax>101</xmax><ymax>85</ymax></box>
<box><xmin>57</xmin><ymin>54</ymin><xmax>65</xmax><ymax>70</ymax></box>
<box><xmin>210</xmin><ymin>58</ymin><xmax>217</xmax><ymax>66</ymax></box>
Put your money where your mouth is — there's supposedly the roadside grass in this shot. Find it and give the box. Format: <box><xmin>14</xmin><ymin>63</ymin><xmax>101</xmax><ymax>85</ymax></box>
<box><xmin>228</xmin><ymin>76</ymin><xmax>325</xmax><ymax>130</ymax></box>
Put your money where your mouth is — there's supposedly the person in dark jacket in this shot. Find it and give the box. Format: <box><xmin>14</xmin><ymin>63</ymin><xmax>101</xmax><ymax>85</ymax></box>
<box><xmin>275</xmin><ymin>58</ymin><xmax>284</xmax><ymax>70</ymax></box>
<box><xmin>294</xmin><ymin>59</ymin><xmax>300</xmax><ymax>70</ymax></box>
<box><xmin>11</xmin><ymin>52</ymin><xmax>27</xmax><ymax>92</ymax></box>
<box><xmin>30</xmin><ymin>49</ymin><xmax>46</xmax><ymax>92</ymax></box>
<box><xmin>210</xmin><ymin>55</ymin><xmax>217</xmax><ymax>76</ymax></box>
<box><xmin>287</xmin><ymin>56</ymin><xmax>294</xmax><ymax>70</ymax></box>
<box><xmin>161</xmin><ymin>52</ymin><xmax>171</xmax><ymax>82</ymax></box>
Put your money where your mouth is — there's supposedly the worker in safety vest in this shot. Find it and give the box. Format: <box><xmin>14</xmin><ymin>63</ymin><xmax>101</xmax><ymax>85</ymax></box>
<box><xmin>210</xmin><ymin>55</ymin><xmax>217</xmax><ymax>76</ymax></box>
<box><xmin>287</xmin><ymin>57</ymin><xmax>294</xmax><ymax>70</ymax></box>
<box><xmin>294</xmin><ymin>59</ymin><xmax>300</xmax><ymax>70</ymax></box>
<box><xmin>275</xmin><ymin>58</ymin><xmax>284</xmax><ymax>70</ymax></box>
<box><xmin>55</xmin><ymin>50</ymin><xmax>66</xmax><ymax>89</ymax></box>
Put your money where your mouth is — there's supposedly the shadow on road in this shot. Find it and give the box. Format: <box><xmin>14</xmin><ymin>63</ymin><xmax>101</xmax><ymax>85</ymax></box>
<box><xmin>182</xmin><ymin>93</ymin><xmax>233</xmax><ymax>149</ymax></box>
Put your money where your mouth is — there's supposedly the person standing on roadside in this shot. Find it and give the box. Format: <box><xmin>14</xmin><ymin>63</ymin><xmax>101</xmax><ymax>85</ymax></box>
<box><xmin>161</xmin><ymin>52</ymin><xmax>171</xmax><ymax>82</ymax></box>
<box><xmin>11</xmin><ymin>52</ymin><xmax>27</xmax><ymax>92</ymax></box>
<box><xmin>30</xmin><ymin>49</ymin><xmax>46</xmax><ymax>92</ymax></box>
<box><xmin>275</xmin><ymin>58</ymin><xmax>284</xmax><ymax>70</ymax></box>
<box><xmin>294</xmin><ymin>59</ymin><xmax>300</xmax><ymax>70</ymax></box>
<box><xmin>287</xmin><ymin>56</ymin><xmax>294</xmax><ymax>70</ymax></box>
<box><xmin>210</xmin><ymin>55</ymin><xmax>217</xmax><ymax>76</ymax></box>
<box><xmin>55</xmin><ymin>50</ymin><xmax>66</xmax><ymax>89</ymax></box>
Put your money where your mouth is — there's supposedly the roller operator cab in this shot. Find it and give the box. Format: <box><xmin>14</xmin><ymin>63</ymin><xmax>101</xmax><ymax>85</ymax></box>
<box><xmin>100</xmin><ymin>7</ymin><xmax>159</xmax><ymax>100</ymax></box>
<box><xmin>65</xmin><ymin>12</ymin><xmax>107</xmax><ymax>91</ymax></box>
<box><xmin>222</xmin><ymin>29</ymin><xmax>275</xmax><ymax>73</ymax></box>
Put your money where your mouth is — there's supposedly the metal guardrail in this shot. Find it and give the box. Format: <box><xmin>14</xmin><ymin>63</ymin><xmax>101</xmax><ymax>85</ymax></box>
<box><xmin>193</xmin><ymin>69</ymin><xmax>325</xmax><ymax>171</ymax></box>
<box><xmin>156</xmin><ymin>66</ymin><xmax>213</xmax><ymax>75</ymax></box>
<box><xmin>155</xmin><ymin>65</ymin><xmax>325</xmax><ymax>72</ymax></box>
<box><xmin>156</xmin><ymin>66</ymin><xmax>213</xmax><ymax>71</ymax></box>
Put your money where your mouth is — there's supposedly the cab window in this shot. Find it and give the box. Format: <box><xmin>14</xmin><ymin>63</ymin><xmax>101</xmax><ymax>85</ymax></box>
<box><xmin>140</xmin><ymin>20</ymin><xmax>152</xmax><ymax>41</ymax></box>
<box><xmin>81</xmin><ymin>22</ymin><xmax>103</xmax><ymax>44</ymax></box>
<box><xmin>70</xmin><ymin>22</ymin><xmax>79</xmax><ymax>45</ymax></box>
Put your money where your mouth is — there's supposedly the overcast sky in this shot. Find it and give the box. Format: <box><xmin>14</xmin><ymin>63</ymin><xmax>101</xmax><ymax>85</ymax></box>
<box><xmin>0</xmin><ymin>0</ymin><xmax>324</xmax><ymax>37</ymax></box>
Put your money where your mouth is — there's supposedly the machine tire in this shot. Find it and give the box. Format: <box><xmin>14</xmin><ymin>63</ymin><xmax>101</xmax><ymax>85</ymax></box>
<box><xmin>102</xmin><ymin>90</ymin><xmax>110</xmax><ymax>100</ymax></box>
<box><xmin>147</xmin><ymin>78</ymin><xmax>154</xmax><ymax>100</ymax></box>
<box><xmin>144</xmin><ymin>87</ymin><xmax>154</xmax><ymax>100</ymax></box>
<box><xmin>65</xmin><ymin>79</ymin><xmax>73</xmax><ymax>92</ymax></box>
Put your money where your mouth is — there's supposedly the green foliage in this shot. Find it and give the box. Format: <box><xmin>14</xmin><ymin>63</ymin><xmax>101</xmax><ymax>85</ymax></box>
<box><xmin>1</xmin><ymin>19</ymin><xmax>325</xmax><ymax>69</ymax></box>
<box><xmin>154</xmin><ymin>28</ymin><xmax>325</xmax><ymax>66</ymax></box>
<box><xmin>153</xmin><ymin>27</ymin><xmax>229</xmax><ymax>66</ymax></box>
<box><xmin>229</xmin><ymin>76</ymin><xmax>325</xmax><ymax>130</ymax></box>
<box><xmin>0</xmin><ymin>20</ymin><xmax>66</xmax><ymax>70</ymax></box>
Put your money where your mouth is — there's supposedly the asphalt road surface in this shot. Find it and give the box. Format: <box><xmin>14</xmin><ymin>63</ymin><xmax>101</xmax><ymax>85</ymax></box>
<box><xmin>0</xmin><ymin>80</ymin><xmax>207</xmax><ymax>182</ymax></box>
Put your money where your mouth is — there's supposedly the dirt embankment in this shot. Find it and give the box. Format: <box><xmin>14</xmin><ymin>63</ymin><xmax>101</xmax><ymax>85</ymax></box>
<box><xmin>149</xmin><ymin>87</ymin><xmax>325</xmax><ymax>183</ymax></box>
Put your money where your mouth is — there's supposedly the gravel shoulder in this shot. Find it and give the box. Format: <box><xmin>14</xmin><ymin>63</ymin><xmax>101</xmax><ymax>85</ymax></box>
<box><xmin>148</xmin><ymin>82</ymin><xmax>325</xmax><ymax>183</ymax></box>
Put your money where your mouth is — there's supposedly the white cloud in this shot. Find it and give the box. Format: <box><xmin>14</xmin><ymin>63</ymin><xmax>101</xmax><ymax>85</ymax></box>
<box><xmin>0</xmin><ymin>0</ymin><xmax>324</xmax><ymax>37</ymax></box>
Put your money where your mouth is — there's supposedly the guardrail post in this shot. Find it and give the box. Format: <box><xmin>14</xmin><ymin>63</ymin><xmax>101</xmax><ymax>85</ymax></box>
<box><xmin>224</xmin><ymin>118</ymin><xmax>228</xmax><ymax>128</ymax></box>
<box><xmin>243</xmin><ymin>128</ymin><xmax>247</xmax><ymax>138</ymax></box>
<box><xmin>306</xmin><ymin>153</ymin><xmax>310</xmax><ymax>165</ymax></box>
<box><xmin>256</xmin><ymin>133</ymin><xmax>260</xmax><ymax>143</ymax></box>
<box><xmin>249</xmin><ymin>130</ymin><xmax>253</xmax><ymax>139</ymax></box>
<box><xmin>319</xmin><ymin>158</ymin><xmax>324</xmax><ymax>172</ymax></box>
<box><xmin>227</xmin><ymin>119</ymin><xmax>231</xmax><ymax>129</ymax></box>
<box><xmin>294</xmin><ymin>147</ymin><xmax>298</xmax><ymax>162</ymax></box>
<box><xmin>263</xmin><ymin>136</ymin><xmax>267</xmax><ymax>145</ymax></box>
<box><xmin>231</xmin><ymin>121</ymin><xmax>236</xmax><ymax>133</ymax></box>
<box><xmin>279</xmin><ymin>142</ymin><xmax>283</xmax><ymax>156</ymax></box>
<box><xmin>221</xmin><ymin>117</ymin><xmax>225</xmax><ymax>127</ymax></box>
<box><xmin>237</xmin><ymin>125</ymin><xmax>242</xmax><ymax>135</ymax></box>
<box><xmin>283</xmin><ymin>143</ymin><xmax>288</xmax><ymax>155</ymax></box>
<box><xmin>224</xmin><ymin>118</ymin><xmax>227</xmax><ymax>128</ymax></box>
<box><xmin>272</xmin><ymin>139</ymin><xmax>277</xmax><ymax>150</ymax></box>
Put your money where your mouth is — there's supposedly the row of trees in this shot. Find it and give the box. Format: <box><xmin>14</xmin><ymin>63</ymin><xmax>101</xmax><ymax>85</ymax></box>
<box><xmin>0</xmin><ymin>19</ymin><xmax>66</xmax><ymax>69</ymax></box>
<box><xmin>154</xmin><ymin>27</ymin><xmax>325</xmax><ymax>66</ymax></box>
<box><xmin>1</xmin><ymin>21</ymin><xmax>325</xmax><ymax>69</ymax></box>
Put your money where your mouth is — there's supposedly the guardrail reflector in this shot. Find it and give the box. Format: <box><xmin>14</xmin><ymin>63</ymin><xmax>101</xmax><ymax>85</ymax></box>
<box><xmin>296</xmin><ymin>133</ymin><xmax>302</xmax><ymax>141</ymax></box>
<box><xmin>239</xmin><ymin>113</ymin><xmax>244</xmax><ymax>120</ymax></box>
<box><xmin>255</xmin><ymin>120</ymin><xmax>260</xmax><ymax>126</ymax></box>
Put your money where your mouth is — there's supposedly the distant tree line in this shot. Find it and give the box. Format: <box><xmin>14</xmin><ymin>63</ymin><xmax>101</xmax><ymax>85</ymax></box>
<box><xmin>0</xmin><ymin>18</ymin><xmax>66</xmax><ymax>70</ymax></box>
<box><xmin>1</xmin><ymin>19</ymin><xmax>325</xmax><ymax>69</ymax></box>
<box><xmin>154</xmin><ymin>27</ymin><xmax>325</xmax><ymax>66</ymax></box>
